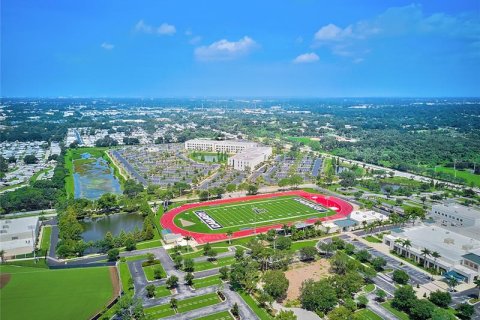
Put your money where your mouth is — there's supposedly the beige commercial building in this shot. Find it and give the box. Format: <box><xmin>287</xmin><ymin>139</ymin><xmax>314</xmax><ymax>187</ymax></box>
<box><xmin>184</xmin><ymin>139</ymin><xmax>257</xmax><ymax>153</ymax></box>
<box><xmin>227</xmin><ymin>147</ymin><xmax>272</xmax><ymax>171</ymax></box>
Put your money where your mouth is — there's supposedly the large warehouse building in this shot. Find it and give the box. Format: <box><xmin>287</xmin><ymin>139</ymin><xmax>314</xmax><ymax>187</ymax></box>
<box><xmin>227</xmin><ymin>147</ymin><xmax>272</xmax><ymax>171</ymax></box>
<box><xmin>0</xmin><ymin>216</ymin><xmax>40</xmax><ymax>258</ymax></box>
<box><xmin>429</xmin><ymin>203</ymin><xmax>480</xmax><ymax>227</ymax></box>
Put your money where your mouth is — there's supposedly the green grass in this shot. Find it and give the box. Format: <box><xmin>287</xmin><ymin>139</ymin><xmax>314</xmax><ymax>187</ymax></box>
<box><xmin>0</xmin><ymin>265</ymin><xmax>114</xmax><ymax>320</ymax></box>
<box><xmin>135</xmin><ymin>240</ymin><xmax>163</xmax><ymax>250</ymax></box>
<box><xmin>143</xmin><ymin>263</ymin><xmax>166</xmax><ymax>281</ymax></box>
<box><xmin>238</xmin><ymin>291</ymin><xmax>274</xmax><ymax>320</ymax></box>
<box><xmin>145</xmin><ymin>293</ymin><xmax>222</xmax><ymax>319</ymax></box>
<box><xmin>144</xmin><ymin>303</ymin><xmax>176</xmax><ymax>318</ymax></box>
<box><xmin>5</xmin><ymin>258</ymin><xmax>48</xmax><ymax>268</ymax></box>
<box><xmin>124</xmin><ymin>254</ymin><xmax>148</xmax><ymax>262</ymax></box>
<box><xmin>287</xmin><ymin>136</ymin><xmax>321</xmax><ymax>150</ymax></box>
<box><xmin>40</xmin><ymin>225</ymin><xmax>52</xmax><ymax>252</ymax></box>
<box><xmin>179</xmin><ymin>247</ymin><xmax>230</xmax><ymax>259</ymax></box>
<box><xmin>119</xmin><ymin>261</ymin><xmax>133</xmax><ymax>295</ymax></box>
<box><xmin>432</xmin><ymin>166</ymin><xmax>480</xmax><ymax>187</ymax></box>
<box><xmin>194</xmin><ymin>257</ymin><xmax>236</xmax><ymax>272</ymax></box>
<box><xmin>364</xmin><ymin>283</ymin><xmax>375</xmax><ymax>293</ymax></box>
<box><xmin>193</xmin><ymin>274</ymin><xmax>223</xmax><ymax>289</ymax></box>
<box><xmin>155</xmin><ymin>285</ymin><xmax>171</xmax><ymax>298</ymax></box>
<box><xmin>354</xmin><ymin>309</ymin><xmax>383</xmax><ymax>320</ymax></box>
<box><xmin>364</xmin><ymin>235</ymin><xmax>382</xmax><ymax>243</ymax></box>
<box><xmin>174</xmin><ymin>195</ymin><xmax>334</xmax><ymax>234</ymax></box>
<box><xmin>381</xmin><ymin>301</ymin><xmax>409</xmax><ymax>320</ymax></box>
<box><xmin>194</xmin><ymin>310</ymin><xmax>234</xmax><ymax>320</ymax></box>
<box><xmin>177</xmin><ymin>292</ymin><xmax>222</xmax><ymax>313</ymax></box>
<box><xmin>289</xmin><ymin>240</ymin><xmax>318</xmax><ymax>252</ymax></box>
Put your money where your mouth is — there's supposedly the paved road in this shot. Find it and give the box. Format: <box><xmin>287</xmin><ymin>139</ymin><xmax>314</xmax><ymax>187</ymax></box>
<box><xmin>366</xmin><ymin>293</ymin><xmax>399</xmax><ymax>320</ymax></box>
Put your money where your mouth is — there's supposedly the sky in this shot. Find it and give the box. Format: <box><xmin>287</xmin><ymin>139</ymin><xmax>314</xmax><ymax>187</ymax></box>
<box><xmin>1</xmin><ymin>0</ymin><xmax>479</xmax><ymax>97</ymax></box>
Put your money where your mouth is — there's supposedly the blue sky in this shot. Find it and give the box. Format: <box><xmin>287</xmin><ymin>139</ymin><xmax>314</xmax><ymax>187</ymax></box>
<box><xmin>1</xmin><ymin>0</ymin><xmax>479</xmax><ymax>97</ymax></box>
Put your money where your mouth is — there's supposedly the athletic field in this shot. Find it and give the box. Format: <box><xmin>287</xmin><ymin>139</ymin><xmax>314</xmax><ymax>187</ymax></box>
<box><xmin>0</xmin><ymin>265</ymin><xmax>116</xmax><ymax>320</ymax></box>
<box><xmin>173</xmin><ymin>196</ymin><xmax>332</xmax><ymax>233</ymax></box>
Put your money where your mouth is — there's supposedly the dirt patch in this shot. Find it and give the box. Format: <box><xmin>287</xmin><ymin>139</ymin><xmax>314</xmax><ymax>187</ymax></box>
<box><xmin>109</xmin><ymin>267</ymin><xmax>121</xmax><ymax>298</ymax></box>
<box><xmin>179</xmin><ymin>219</ymin><xmax>195</xmax><ymax>227</ymax></box>
<box><xmin>284</xmin><ymin>259</ymin><xmax>331</xmax><ymax>301</ymax></box>
<box><xmin>0</xmin><ymin>273</ymin><xmax>12</xmax><ymax>289</ymax></box>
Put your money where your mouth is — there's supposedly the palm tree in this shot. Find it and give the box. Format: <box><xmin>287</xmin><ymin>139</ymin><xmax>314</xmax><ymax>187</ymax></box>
<box><xmin>184</xmin><ymin>235</ymin><xmax>192</xmax><ymax>252</ymax></box>
<box><xmin>431</xmin><ymin>251</ymin><xmax>441</xmax><ymax>271</ymax></box>
<box><xmin>0</xmin><ymin>250</ymin><xmax>4</xmax><ymax>263</ymax></box>
<box><xmin>362</xmin><ymin>221</ymin><xmax>368</xmax><ymax>233</ymax></box>
<box><xmin>394</xmin><ymin>239</ymin><xmax>404</xmax><ymax>255</ymax></box>
<box><xmin>170</xmin><ymin>298</ymin><xmax>178</xmax><ymax>310</ymax></box>
<box><xmin>421</xmin><ymin>248</ymin><xmax>432</xmax><ymax>268</ymax></box>
<box><xmin>474</xmin><ymin>279</ymin><xmax>480</xmax><ymax>299</ymax></box>
<box><xmin>226</xmin><ymin>230</ymin><xmax>233</xmax><ymax>245</ymax></box>
<box><xmin>447</xmin><ymin>277</ymin><xmax>459</xmax><ymax>292</ymax></box>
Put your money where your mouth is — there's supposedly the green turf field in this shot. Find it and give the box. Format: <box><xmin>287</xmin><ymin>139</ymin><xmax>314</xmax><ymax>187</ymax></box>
<box><xmin>174</xmin><ymin>196</ymin><xmax>333</xmax><ymax>233</ymax></box>
<box><xmin>194</xmin><ymin>310</ymin><xmax>234</xmax><ymax>320</ymax></box>
<box><xmin>432</xmin><ymin>166</ymin><xmax>480</xmax><ymax>187</ymax></box>
<box><xmin>0</xmin><ymin>265</ymin><xmax>114</xmax><ymax>320</ymax></box>
<box><xmin>193</xmin><ymin>274</ymin><xmax>223</xmax><ymax>289</ymax></box>
<box><xmin>354</xmin><ymin>309</ymin><xmax>383</xmax><ymax>320</ymax></box>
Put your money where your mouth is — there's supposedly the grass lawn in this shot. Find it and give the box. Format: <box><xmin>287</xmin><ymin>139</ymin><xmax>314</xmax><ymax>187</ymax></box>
<box><xmin>193</xmin><ymin>274</ymin><xmax>223</xmax><ymax>289</ymax></box>
<box><xmin>124</xmin><ymin>254</ymin><xmax>148</xmax><ymax>262</ymax></box>
<box><xmin>143</xmin><ymin>263</ymin><xmax>166</xmax><ymax>281</ymax></box>
<box><xmin>181</xmin><ymin>247</ymin><xmax>230</xmax><ymax>259</ymax></box>
<box><xmin>40</xmin><ymin>225</ymin><xmax>52</xmax><ymax>252</ymax></box>
<box><xmin>177</xmin><ymin>292</ymin><xmax>222</xmax><ymax>313</ymax></box>
<box><xmin>194</xmin><ymin>310</ymin><xmax>234</xmax><ymax>320</ymax></box>
<box><xmin>155</xmin><ymin>285</ymin><xmax>171</xmax><ymax>298</ymax></box>
<box><xmin>119</xmin><ymin>261</ymin><xmax>133</xmax><ymax>295</ymax></box>
<box><xmin>174</xmin><ymin>195</ymin><xmax>334</xmax><ymax>234</ymax></box>
<box><xmin>432</xmin><ymin>166</ymin><xmax>480</xmax><ymax>187</ymax></box>
<box><xmin>144</xmin><ymin>303</ymin><xmax>176</xmax><ymax>318</ymax></box>
<box><xmin>364</xmin><ymin>283</ymin><xmax>375</xmax><ymax>293</ymax></box>
<box><xmin>195</xmin><ymin>257</ymin><xmax>236</xmax><ymax>272</ymax></box>
<box><xmin>381</xmin><ymin>301</ymin><xmax>409</xmax><ymax>320</ymax></box>
<box><xmin>354</xmin><ymin>309</ymin><xmax>383</xmax><ymax>320</ymax></box>
<box><xmin>238</xmin><ymin>291</ymin><xmax>274</xmax><ymax>320</ymax></box>
<box><xmin>0</xmin><ymin>265</ymin><xmax>115</xmax><ymax>320</ymax></box>
<box><xmin>364</xmin><ymin>235</ymin><xmax>382</xmax><ymax>243</ymax></box>
<box><xmin>289</xmin><ymin>240</ymin><xmax>318</xmax><ymax>252</ymax></box>
<box><xmin>135</xmin><ymin>239</ymin><xmax>162</xmax><ymax>250</ymax></box>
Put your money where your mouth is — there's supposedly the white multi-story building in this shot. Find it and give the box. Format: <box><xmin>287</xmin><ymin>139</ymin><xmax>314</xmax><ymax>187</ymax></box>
<box><xmin>429</xmin><ymin>203</ymin><xmax>480</xmax><ymax>227</ymax></box>
<box><xmin>227</xmin><ymin>147</ymin><xmax>272</xmax><ymax>171</ymax></box>
<box><xmin>185</xmin><ymin>139</ymin><xmax>257</xmax><ymax>154</ymax></box>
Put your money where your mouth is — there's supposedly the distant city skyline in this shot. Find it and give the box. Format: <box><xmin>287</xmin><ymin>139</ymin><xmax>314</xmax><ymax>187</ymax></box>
<box><xmin>1</xmin><ymin>0</ymin><xmax>479</xmax><ymax>97</ymax></box>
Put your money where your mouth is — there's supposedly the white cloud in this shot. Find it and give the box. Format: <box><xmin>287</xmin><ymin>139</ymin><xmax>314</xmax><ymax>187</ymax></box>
<box><xmin>101</xmin><ymin>42</ymin><xmax>114</xmax><ymax>50</ymax></box>
<box><xmin>293</xmin><ymin>52</ymin><xmax>319</xmax><ymax>64</ymax></box>
<box><xmin>194</xmin><ymin>36</ymin><xmax>257</xmax><ymax>61</ymax></box>
<box><xmin>135</xmin><ymin>20</ymin><xmax>176</xmax><ymax>36</ymax></box>
<box><xmin>189</xmin><ymin>36</ymin><xmax>202</xmax><ymax>45</ymax></box>
<box><xmin>312</xmin><ymin>4</ymin><xmax>480</xmax><ymax>60</ymax></box>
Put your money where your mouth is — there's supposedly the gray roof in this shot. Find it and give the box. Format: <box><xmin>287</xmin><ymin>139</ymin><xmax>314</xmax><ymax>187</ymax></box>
<box><xmin>462</xmin><ymin>253</ymin><xmax>480</xmax><ymax>265</ymax></box>
<box><xmin>432</xmin><ymin>203</ymin><xmax>480</xmax><ymax>220</ymax></box>
<box><xmin>334</xmin><ymin>219</ymin><xmax>357</xmax><ymax>227</ymax></box>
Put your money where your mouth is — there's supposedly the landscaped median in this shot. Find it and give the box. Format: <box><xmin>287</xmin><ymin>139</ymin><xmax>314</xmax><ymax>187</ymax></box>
<box><xmin>142</xmin><ymin>255</ymin><xmax>167</xmax><ymax>281</ymax></box>
<box><xmin>192</xmin><ymin>274</ymin><xmax>223</xmax><ymax>289</ymax></box>
<box><xmin>144</xmin><ymin>292</ymin><xmax>223</xmax><ymax>319</ymax></box>
<box><xmin>193</xmin><ymin>310</ymin><xmax>234</xmax><ymax>320</ymax></box>
<box><xmin>194</xmin><ymin>257</ymin><xmax>236</xmax><ymax>272</ymax></box>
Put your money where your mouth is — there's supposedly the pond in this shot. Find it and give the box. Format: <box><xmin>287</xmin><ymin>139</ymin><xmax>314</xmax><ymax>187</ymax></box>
<box><xmin>81</xmin><ymin>213</ymin><xmax>145</xmax><ymax>243</ymax></box>
<box><xmin>73</xmin><ymin>155</ymin><xmax>122</xmax><ymax>200</ymax></box>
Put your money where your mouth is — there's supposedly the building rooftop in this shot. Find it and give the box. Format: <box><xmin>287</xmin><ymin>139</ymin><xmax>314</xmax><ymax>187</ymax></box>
<box><xmin>349</xmin><ymin>210</ymin><xmax>388</xmax><ymax>222</ymax></box>
<box><xmin>228</xmin><ymin>147</ymin><xmax>272</xmax><ymax>161</ymax></box>
<box><xmin>334</xmin><ymin>219</ymin><xmax>357</xmax><ymax>228</ymax></box>
<box><xmin>432</xmin><ymin>203</ymin><xmax>480</xmax><ymax>220</ymax></box>
<box><xmin>0</xmin><ymin>216</ymin><xmax>39</xmax><ymax>236</ymax></box>
<box><xmin>391</xmin><ymin>225</ymin><xmax>480</xmax><ymax>264</ymax></box>
<box><xmin>186</xmin><ymin>139</ymin><xmax>256</xmax><ymax>146</ymax></box>
<box><xmin>462</xmin><ymin>252</ymin><xmax>480</xmax><ymax>265</ymax></box>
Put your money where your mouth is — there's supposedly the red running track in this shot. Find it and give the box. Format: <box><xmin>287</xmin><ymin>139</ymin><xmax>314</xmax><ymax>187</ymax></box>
<box><xmin>160</xmin><ymin>190</ymin><xmax>353</xmax><ymax>244</ymax></box>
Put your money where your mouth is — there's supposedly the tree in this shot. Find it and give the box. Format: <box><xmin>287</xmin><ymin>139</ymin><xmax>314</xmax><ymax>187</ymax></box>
<box><xmin>123</xmin><ymin>179</ymin><xmax>144</xmax><ymax>198</ymax></box>
<box><xmin>146</xmin><ymin>284</ymin><xmax>155</xmax><ymax>298</ymax></box>
<box><xmin>263</xmin><ymin>270</ymin><xmax>289</xmax><ymax>301</ymax></box>
<box><xmin>391</xmin><ymin>285</ymin><xmax>417</xmax><ymax>312</ymax></box>
<box><xmin>107</xmin><ymin>248</ymin><xmax>120</xmax><ymax>261</ymax></box>
<box><xmin>183</xmin><ymin>258</ymin><xmax>194</xmax><ymax>272</ymax></box>
<box><xmin>299</xmin><ymin>246</ymin><xmax>317</xmax><ymax>261</ymax></box>
<box><xmin>456</xmin><ymin>303</ymin><xmax>475</xmax><ymax>320</ymax></box>
<box><xmin>231</xmin><ymin>303</ymin><xmax>239</xmax><ymax>317</ymax></box>
<box><xmin>299</xmin><ymin>279</ymin><xmax>338</xmax><ymax>313</ymax></box>
<box><xmin>96</xmin><ymin>193</ymin><xmax>117</xmax><ymax>212</ymax></box>
<box><xmin>184</xmin><ymin>272</ymin><xmax>194</xmax><ymax>285</ymax></box>
<box><xmin>276</xmin><ymin>236</ymin><xmax>292</xmax><ymax>251</ymax></box>
<box><xmin>371</xmin><ymin>257</ymin><xmax>387</xmax><ymax>271</ymax></box>
<box><xmin>226</xmin><ymin>230</ymin><xmax>233</xmax><ymax>244</ymax></box>
<box><xmin>247</xmin><ymin>184</ymin><xmax>258</xmax><ymax>195</ymax></box>
<box><xmin>173</xmin><ymin>254</ymin><xmax>183</xmax><ymax>269</ymax></box>
<box><xmin>392</xmin><ymin>269</ymin><xmax>410</xmax><ymax>285</ymax></box>
<box><xmin>207</xmin><ymin>248</ymin><xmax>218</xmax><ymax>261</ymax></box>
<box><xmin>339</xmin><ymin>170</ymin><xmax>357</xmax><ymax>188</ymax></box>
<box><xmin>355</xmin><ymin>249</ymin><xmax>371</xmax><ymax>263</ymax></box>
<box><xmin>203</xmin><ymin>242</ymin><xmax>212</xmax><ymax>255</ymax></box>
<box><xmin>331</xmin><ymin>251</ymin><xmax>350</xmax><ymax>275</ymax></box>
<box><xmin>327</xmin><ymin>306</ymin><xmax>353</xmax><ymax>320</ymax></box>
<box><xmin>235</xmin><ymin>247</ymin><xmax>244</xmax><ymax>260</ymax></box>
<box><xmin>429</xmin><ymin>290</ymin><xmax>451</xmax><ymax>308</ymax></box>
<box><xmin>184</xmin><ymin>235</ymin><xmax>192</xmax><ymax>252</ymax></box>
<box><xmin>409</xmin><ymin>299</ymin><xmax>435</xmax><ymax>320</ymax></box>
<box><xmin>421</xmin><ymin>247</ymin><xmax>432</xmax><ymax>268</ymax></box>
<box><xmin>375</xmin><ymin>289</ymin><xmax>387</xmax><ymax>302</ymax></box>
<box><xmin>219</xmin><ymin>266</ymin><xmax>229</xmax><ymax>280</ymax></box>
<box><xmin>356</xmin><ymin>295</ymin><xmax>369</xmax><ymax>309</ymax></box>
<box><xmin>170</xmin><ymin>298</ymin><xmax>178</xmax><ymax>310</ymax></box>
<box><xmin>275</xmin><ymin>310</ymin><xmax>297</xmax><ymax>320</ymax></box>
<box><xmin>258</xmin><ymin>290</ymin><xmax>274</xmax><ymax>308</ymax></box>
<box><xmin>431</xmin><ymin>308</ymin><xmax>457</xmax><ymax>320</ymax></box>
<box><xmin>115</xmin><ymin>295</ymin><xmax>146</xmax><ymax>320</ymax></box>
<box><xmin>146</xmin><ymin>253</ymin><xmax>155</xmax><ymax>264</ymax></box>
<box><xmin>125</xmin><ymin>235</ymin><xmax>137</xmax><ymax>251</ymax></box>
<box><xmin>431</xmin><ymin>251</ymin><xmax>441</xmax><ymax>269</ymax></box>
<box><xmin>447</xmin><ymin>277</ymin><xmax>459</xmax><ymax>292</ymax></box>
<box><xmin>153</xmin><ymin>266</ymin><xmax>163</xmax><ymax>279</ymax></box>
<box><xmin>166</xmin><ymin>275</ymin><xmax>178</xmax><ymax>289</ymax></box>
<box><xmin>289</xmin><ymin>174</ymin><xmax>303</xmax><ymax>188</ymax></box>
<box><xmin>473</xmin><ymin>278</ymin><xmax>480</xmax><ymax>299</ymax></box>
<box><xmin>0</xmin><ymin>250</ymin><xmax>5</xmax><ymax>263</ymax></box>
<box><xmin>23</xmin><ymin>154</ymin><xmax>38</xmax><ymax>164</ymax></box>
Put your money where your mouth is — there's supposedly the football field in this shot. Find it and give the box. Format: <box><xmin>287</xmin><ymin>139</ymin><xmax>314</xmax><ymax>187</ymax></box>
<box><xmin>174</xmin><ymin>196</ymin><xmax>333</xmax><ymax>233</ymax></box>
